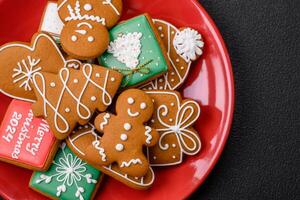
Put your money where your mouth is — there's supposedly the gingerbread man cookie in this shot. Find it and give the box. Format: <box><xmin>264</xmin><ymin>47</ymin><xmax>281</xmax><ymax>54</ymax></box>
<box><xmin>57</xmin><ymin>0</ymin><xmax>123</xmax><ymax>60</ymax></box>
<box><xmin>140</xmin><ymin>19</ymin><xmax>204</xmax><ymax>90</ymax></box>
<box><xmin>31</xmin><ymin>64</ymin><xmax>123</xmax><ymax>140</ymax></box>
<box><xmin>92</xmin><ymin>89</ymin><xmax>159</xmax><ymax>177</ymax></box>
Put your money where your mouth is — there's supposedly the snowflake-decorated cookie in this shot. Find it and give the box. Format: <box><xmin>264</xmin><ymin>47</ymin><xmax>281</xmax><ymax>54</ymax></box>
<box><xmin>145</xmin><ymin>90</ymin><xmax>201</xmax><ymax>166</ymax></box>
<box><xmin>67</xmin><ymin>124</ymin><xmax>155</xmax><ymax>190</ymax></box>
<box><xmin>140</xmin><ymin>19</ymin><xmax>204</xmax><ymax>90</ymax></box>
<box><xmin>0</xmin><ymin>32</ymin><xmax>70</xmax><ymax>102</ymax></box>
<box><xmin>57</xmin><ymin>0</ymin><xmax>123</xmax><ymax>60</ymax></box>
<box><xmin>0</xmin><ymin>99</ymin><xmax>59</xmax><ymax>171</ymax></box>
<box><xmin>31</xmin><ymin>64</ymin><xmax>123</xmax><ymax>140</ymax></box>
<box><xmin>30</xmin><ymin>143</ymin><xmax>103</xmax><ymax>200</ymax></box>
<box><xmin>99</xmin><ymin>14</ymin><xmax>170</xmax><ymax>87</ymax></box>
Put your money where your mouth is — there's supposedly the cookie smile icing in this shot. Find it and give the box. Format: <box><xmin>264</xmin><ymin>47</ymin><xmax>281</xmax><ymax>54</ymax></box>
<box><xmin>127</xmin><ymin>108</ymin><xmax>140</xmax><ymax>117</ymax></box>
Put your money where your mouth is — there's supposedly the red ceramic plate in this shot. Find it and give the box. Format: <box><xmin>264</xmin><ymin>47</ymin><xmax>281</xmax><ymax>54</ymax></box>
<box><xmin>0</xmin><ymin>0</ymin><xmax>234</xmax><ymax>199</ymax></box>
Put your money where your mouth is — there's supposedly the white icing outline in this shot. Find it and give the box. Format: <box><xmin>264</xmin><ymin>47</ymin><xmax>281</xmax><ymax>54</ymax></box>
<box><xmin>145</xmin><ymin>91</ymin><xmax>201</xmax><ymax>167</ymax></box>
<box><xmin>67</xmin><ymin>124</ymin><xmax>155</xmax><ymax>187</ymax></box>
<box><xmin>120</xmin><ymin>159</ymin><xmax>142</xmax><ymax>168</ymax></box>
<box><xmin>32</xmin><ymin>64</ymin><xmax>112</xmax><ymax>134</ymax></box>
<box><xmin>0</xmin><ymin>33</ymin><xmax>69</xmax><ymax>103</ymax></box>
<box><xmin>102</xmin><ymin>0</ymin><xmax>120</xmax><ymax>16</ymax></box>
<box><xmin>127</xmin><ymin>108</ymin><xmax>140</xmax><ymax>117</ymax></box>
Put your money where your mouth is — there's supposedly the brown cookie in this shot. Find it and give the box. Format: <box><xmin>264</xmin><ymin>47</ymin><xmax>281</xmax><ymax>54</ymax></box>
<box><xmin>31</xmin><ymin>64</ymin><xmax>123</xmax><ymax>140</ymax></box>
<box><xmin>67</xmin><ymin>123</ymin><xmax>155</xmax><ymax>190</ymax></box>
<box><xmin>140</xmin><ymin>19</ymin><xmax>204</xmax><ymax>90</ymax></box>
<box><xmin>57</xmin><ymin>0</ymin><xmax>123</xmax><ymax>59</ymax></box>
<box><xmin>0</xmin><ymin>32</ymin><xmax>67</xmax><ymax>102</ymax></box>
<box><xmin>145</xmin><ymin>90</ymin><xmax>201</xmax><ymax>166</ymax></box>
<box><xmin>92</xmin><ymin>89</ymin><xmax>159</xmax><ymax>177</ymax></box>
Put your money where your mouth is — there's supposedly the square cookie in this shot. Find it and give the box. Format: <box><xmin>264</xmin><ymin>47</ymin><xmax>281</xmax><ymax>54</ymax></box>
<box><xmin>30</xmin><ymin>143</ymin><xmax>103</xmax><ymax>200</ymax></box>
<box><xmin>99</xmin><ymin>14</ymin><xmax>170</xmax><ymax>87</ymax></box>
<box><xmin>0</xmin><ymin>99</ymin><xmax>59</xmax><ymax>171</ymax></box>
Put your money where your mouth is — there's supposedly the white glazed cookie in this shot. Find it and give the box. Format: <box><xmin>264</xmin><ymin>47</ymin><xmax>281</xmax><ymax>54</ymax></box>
<box><xmin>140</xmin><ymin>19</ymin><xmax>204</xmax><ymax>90</ymax></box>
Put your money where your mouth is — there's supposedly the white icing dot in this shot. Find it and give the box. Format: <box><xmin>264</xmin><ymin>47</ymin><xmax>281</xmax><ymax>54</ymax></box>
<box><xmin>115</xmin><ymin>144</ymin><xmax>124</xmax><ymax>151</ymax></box>
<box><xmin>120</xmin><ymin>134</ymin><xmax>128</xmax><ymax>141</ymax></box>
<box><xmin>153</xmin><ymin>156</ymin><xmax>157</xmax><ymax>160</ymax></box>
<box><xmin>169</xmin><ymin>118</ymin><xmax>173</xmax><ymax>122</ymax></box>
<box><xmin>171</xmin><ymin>79</ymin><xmax>175</xmax><ymax>82</ymax></box>
<box><xmin>159</xmin><ymin>86</ymin><xmax>164</xmax><ymax>90</ymax></box>
<box><xmin>96</xmin><ymin>73</ymin><xmax>100</xmax><ymax>78</ymax></box>
<box><xmin>176</xmin><ymin>59</ymin><xmax>180</xmax><ymax>63</ymax></box>
<box><xmin>152</xmin><ymin>99</ymin><xmax>155</xmax><ymax>103</ymax></box>
<box><xmin>50</xmin><ymin>82</ymin><xmax>56</xmax><ymax>87</ymax></box>
<box><xmin>84</xmin><ymin>3</ymin><xmax>92</xmax><ymax>11</ymax></box>
<box><xmin>159</xmin><ymin>79</ymin><xmax>163</xmax><ymax>83</ymax></box>
<box><xmin>140</xmin><ymin>102</ymin><xmax>147</xmax><ymax>110</ymax></box>
<box><xmin>171</xmin><ymin>31</ymin><xmax>175</xmax><ymax>35</ymax></box>
<box><xmin>140</xmin><ymin>74</ymin><xmax>144</xmax><ymax>77</ymax></box>
<box><xmin>158</xmin><ymin>26</ymin><xmax>163</xmax><ymax>31</ymax></box>
<box><xmin>171</xmin><ymin>103</ymin><xmax>175</xmax><ymax>106</ymax></box>
<box><xmin>87</xmin><ymin>36</ymin><xmax>94</xmax><ymax>42</ymax></box>
<box><xmin>172</xmin><ymin>155</ymin><xmax>176</xmax><ymax>159</ymax></box>
<box><xmin>180</xmin><ymin>66</ymin><xmax>184</xmax><ymax>70</ymax></box>
<box><xmin>124</xmin><ymin>123</ymin><xmax>132</xmax><ymax>131</ymax></box>
<box><xmin>71</xmin><ymin>35</ymin><xmax>77</xmax><ymax>42</ymax></box>
<box><xmin>137</xmin><ymin>24</ymin><xmax>141</xmax><ymax>27</ymax></box>
<box><xmin>171</xmin><ymin>72</ymin><xmax>175</xmax><ymax>75</ymax></box>
<box><xmin>127</xmin><ymin>97</ymin><xmax>134</xmax><ymax>104</ymax></box>
<box><xmin>160</xmin><ymin>34</ymin><xmax>164</xmax><ymax>38</ymax></box>
<box><xmin>172</xmin><ymin>144</ymin><xmax>176</xmax><ymax>148</ymax></box>
<box><xmin>151</xmin><ymin>119</ymin><xmax>155</xmax><ymax>123</ymax></box>
<box><xmin>91</xmin><ymin>96</ymin><xmax>97</xmax><ymax>101</ymax></box>
<box><xmin>65</xmin><ymin>108</ymin><xmax>70</xmax><ymax>113</ymax></box>
<box><xmin>73</xmin><ymin>79</ymin><xmax>79</xmax><ymax>83</ymax></box>
<box><xmin>110</xmin><ymin>77</ymin><xmax>115</xmax><ymax>82</ymax></box>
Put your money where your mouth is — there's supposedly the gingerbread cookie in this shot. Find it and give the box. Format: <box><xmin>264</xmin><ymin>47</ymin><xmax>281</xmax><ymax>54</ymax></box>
<box><xmin>0</xmin><ymin>99</ymin><xmax>59</xmax><ymax>171</ymax></box>
<box><xmin>99</xmin><ymin>14</ymin><xmax>170</xmax><ymax>88</ymax></box>
<box><xmin>145</xmin><ymin>91</ymin><xmax>201</xmax><ymax>166</ymax></box>
<box><xmin>67</xmin><ymin>124</ymin><xmax>155</xmax><ymax>190</ymax></box>
<box><xmin>30</xmin><ymin>143</ymin><xmax>103</xmax><ymax>200</ymax></box>
<box><xmin>140</xmin><ymin>19</ymin><xmax>204</xmax><ymax>90</ymax></box>
<box><xmin>31</xmin><ymin>64</ymin><xmax>123</xmax><ymax>140</ymax></box>
<box><xmin>57</xmin><ymin>0</ymin><xmax>123</xmax><ymax>60</ymax></box>
<box><xmin>0</xmin><ymin>32</ymin><xmax>70</xmax><ymax>102</ymax></box>
<box><xmin>39</xmin><ymin>1</ymin><xmax>64</xmax><ymax>40</ymax></box>
<box><xmin>92</xmin><ymin>89</ymin><xmax>159</xmax><ymax>177</ymax></box>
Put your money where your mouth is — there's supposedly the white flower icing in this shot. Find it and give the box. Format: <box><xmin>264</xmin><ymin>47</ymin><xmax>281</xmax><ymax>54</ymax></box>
<box><xmin>173</xmin><ymin>28</ymin><xmax>204</xmax><ymax>62</ymax></box>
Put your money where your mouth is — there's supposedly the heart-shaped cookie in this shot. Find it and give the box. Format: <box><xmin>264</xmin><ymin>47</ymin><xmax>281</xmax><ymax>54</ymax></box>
<box><xmin>0</xmin><ymin>32</ymin><xmax>67</xmax><ymax>102</ymax></box>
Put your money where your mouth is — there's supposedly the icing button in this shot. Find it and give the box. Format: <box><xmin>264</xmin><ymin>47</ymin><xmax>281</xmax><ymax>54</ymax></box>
<box><xmin>120</xmin><ymin>134</ymin><xmax>128</xmax><ymax>141</ymax></box>
<box><xmin>115</xmin><ymin>144</ymin><xmax>124</xmax><ymax>151</ymax></box>
<box><xmin>124</xmin><ymin>123</ymin><xmax>132</xmax><ymax>131</ymax></box>
<box><xmin>84</xmin><ymin>3</ymin><xmax>93</xmax><ymax>11</ymax></box>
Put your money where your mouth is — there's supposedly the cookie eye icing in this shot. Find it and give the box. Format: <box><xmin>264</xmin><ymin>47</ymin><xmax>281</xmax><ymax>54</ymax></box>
<box><xmin>87</xmin><ymin>36</ymin><xmax>94</xmax><ymax>43</ymax></box>
<box><xmin>140</xmin><ymin>102</ymin><xmax>147</xmax><ymax>109</ymax></box>
<box><xmin>83</xmin><ymin>3</ymin><xmax>93</xmax><ymax>11</ymax></box>
<box><xmin>71</xmin><ymin>35</ymin><xmax>77</xmax><ymax>42</ymax></box>
<box><xmin>127</xmin><ymin>97</ymin><xmax>134</xmax><ymax>104</ymax></box>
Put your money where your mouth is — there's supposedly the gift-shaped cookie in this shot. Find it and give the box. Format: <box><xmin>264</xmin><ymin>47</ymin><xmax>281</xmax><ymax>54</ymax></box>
<box><xmin>31</xmin><ymin>64</ymin><xmax>123</xmax><ymax>140</ymax></box>
<box><xmin>0</xmin><ymin>32</ymin><xmax>70</xmax><ymax>102</ymax></box>
<box><xmin>145</xmin><ymin>91</ymin><xmax>201</xmax><ymax>166</ymax></box>
<box><xmin>0</xmin><ymin>99</ymin><xmax>59</xmax><ymax>171</ymax></box>
<box><xmin>67</xmin><ymin>124</ymin><xmax>155</xmax><ymax>190</ymax></box>
<box><xmin>99</xmin><ymin>14</ymin><xmax>170</xmax><ymax>88</ymax></box>
<box><xmin>30</xmin><ymin>143</ymin><xmax>103</xmax><ymax>200</ymax></box>
<box><xmin>141</xmin><ymin>19</ymin><xmax>204</xmax><ymax>90</ymax></box>
<box><xmin>91</xmin><ymin>89</ymin><xmax>159</xmax><ymax>177</ymax></box>
<box><xmin>57</xmin><ymin>0</ymin><xmax>123</xmax><ymax>60</ymax></box>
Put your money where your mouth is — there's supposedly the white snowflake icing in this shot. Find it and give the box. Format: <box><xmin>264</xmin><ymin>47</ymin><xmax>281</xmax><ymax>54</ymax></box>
<box><xmin>12</xmin><ymin>56</ymin><xmax>41</xmax><ymax>91</ymax></box>
<box><xmin>173</xmin><ymin>28</ymin><xmax>204</xmax><ymax>62</ymax></box>
<box><xmin>35</xmin><ymin>143</ymin><xmax>97</xmax><ymax>200</ymax></box>
<box><xmin>107</xmin><ymin>32</ymin><xmax>143</xmax><ymax>69</ymax></box>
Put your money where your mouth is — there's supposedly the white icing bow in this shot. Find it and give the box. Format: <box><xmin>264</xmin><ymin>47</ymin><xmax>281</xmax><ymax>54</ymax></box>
<box><xmin>156</xmin><ymin>101</ymin><xmax>201</xmax><ymax>155</ymax></box>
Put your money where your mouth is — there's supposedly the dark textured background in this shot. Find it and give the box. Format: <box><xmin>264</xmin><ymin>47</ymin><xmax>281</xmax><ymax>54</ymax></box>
<box><xmin>191</xmin><ymin>0</ymin><xmax>300</xmax><ymax>199</ymax></box>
